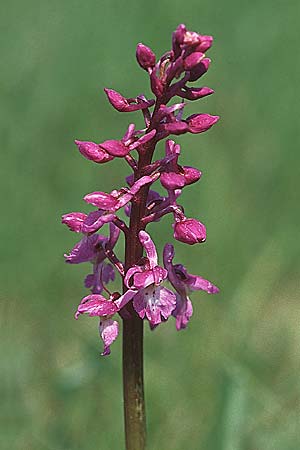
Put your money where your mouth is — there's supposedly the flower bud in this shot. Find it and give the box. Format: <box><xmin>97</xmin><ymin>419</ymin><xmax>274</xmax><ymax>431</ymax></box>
<box><xmin>182</xmin><ymin>166</ymin><xmax>202</xmax><ymax>185</ymax></box>
<box><xmin>83</xmin><ymin>192</ymin><xmax>118</xmax><ymax>209</ymax></box>
<box><xmin>74</xmin><ymin>140</ymin><xmax>114</xmax><ymax>164</ymax></box>
<box><xmin>183</xmin><ymin>52</ymin><xmax>205</xmax><ymax>70</ymax></box>
<box><xmin>173</xmin><ymin>218</ymin><xmax>206</xmax><ymax>245</ymax></box>
<box><xmin>163</xmin><ymin>121</ymin><xmax>188</xmax><ymax>135</ymax></box>
<box><xmin>62</xmin><ymin>212</ymin><xmax>87</xmax><ymax>232</ymax></box>
<box><xmin>196</xmin><ymin>35</ymin><xmax>213</xmax><ymax>53</ymax></box>
<box><xmin>100</xmin><ymin>140</ymin><xmax>129</xmax><ymax>157</ymax></box>
<box><xmin>189</xmin><ymin>58</ymin><xmax>211</xmax><ymax>82</ymax></box>
<box><xmin>186</xmin><ymin>114</ymin><xmax>219</xmax><ymax>134</ymax></box>
<box><xmin>150</xmin><ymin>70</ymin><xmax>164</xmax><ymax>97</ymax></box>
<box><xmin>104</xmin><ymin>88</ymin><xmax>154</xmax><ymax>112</ymax></box>
<box><xmin>136</xmin><ymin>43</ymin><xmax>156</xmax><ymax>70</ymax></box>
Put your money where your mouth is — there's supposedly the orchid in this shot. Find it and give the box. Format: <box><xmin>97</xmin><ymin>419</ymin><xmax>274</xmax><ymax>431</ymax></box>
<box><xmin>62</xmin><ymin>23</ymin><xmax>220</xmax><ymax>450</ymax></box>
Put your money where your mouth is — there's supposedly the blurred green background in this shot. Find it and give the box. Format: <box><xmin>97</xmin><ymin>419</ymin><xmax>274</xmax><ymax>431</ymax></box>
<box><xmin>1</xmin><ymin>0</ymin><xmax>300</xmax><ymax>449</ymax></box>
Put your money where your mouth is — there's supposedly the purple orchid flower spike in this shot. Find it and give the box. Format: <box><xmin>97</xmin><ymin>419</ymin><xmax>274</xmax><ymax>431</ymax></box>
<box><xmin>63</xmin><ymin>24</ymin><xmax>220</xmax><ymax>449</ymax></box>
<box><xmin>124</xmin><ymin>231</ymin><xmax>176</xmax><ymax>326</ymax></box>
<box><xmin>163</xmin><ymin>243</ymin><xmax>219</xmax><ymax>330</ymax></box>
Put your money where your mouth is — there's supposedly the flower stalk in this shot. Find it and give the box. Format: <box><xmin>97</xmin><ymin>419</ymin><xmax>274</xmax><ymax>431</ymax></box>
<box><xmin>62</xmin><ymin>24</ymin><xmax>220</xmax><ymax>450</ymax></box>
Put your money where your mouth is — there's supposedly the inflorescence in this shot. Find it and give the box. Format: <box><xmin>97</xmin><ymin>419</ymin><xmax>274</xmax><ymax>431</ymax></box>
<box><xmin>62</xmin><ymin>24</ymin><xmax>219</xmax><ymax>356</ymax></box>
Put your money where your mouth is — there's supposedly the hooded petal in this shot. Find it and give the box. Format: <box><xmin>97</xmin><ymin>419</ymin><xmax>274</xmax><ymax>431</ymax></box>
<box><xmin>139</xmin><ymin>230</ymin><xmax>158</xmax><ymax>268</ymax></box>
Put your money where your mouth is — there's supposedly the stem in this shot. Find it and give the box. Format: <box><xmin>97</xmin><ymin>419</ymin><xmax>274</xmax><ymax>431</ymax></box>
<box><xmin>122</xmin><ymin>91</ymin><xmax>163</xmax><ymax>449</ymax></box>
<box><xmin>122</xmin><ymin>147</ymin><xmax>155</xmax><ymax>450</ymax></box>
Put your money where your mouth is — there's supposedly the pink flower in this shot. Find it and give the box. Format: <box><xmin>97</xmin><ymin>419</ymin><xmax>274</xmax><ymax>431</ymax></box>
<box><xmin>75</xmin><ymin>294</ymin><xmax>118</xmax><ymax>319</ymax></box>
<box><xmin>124</xmin><ymin>231</ymin><xmax>176</xmax><ymax>326</ymax></box>
<box><xmin>160</xmin><ymin>140</ymin><xmax>202</xmax><ymax>190</ymax></box>
<box><xmin>163</xmin><ymin>243</ymin><xmax>219</xmax><ymax>330</ymax></box>
<box><xmin>75</xmin><ymin>294</ymin><xmax>119</xmax><ymax>356</ymax></box>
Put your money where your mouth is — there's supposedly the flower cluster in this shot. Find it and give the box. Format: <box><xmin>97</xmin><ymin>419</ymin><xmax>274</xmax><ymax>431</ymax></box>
<box><xmin>63</xmin><ymin>24</ymin><xmax>219</xmax><ymax>355</ymax></box>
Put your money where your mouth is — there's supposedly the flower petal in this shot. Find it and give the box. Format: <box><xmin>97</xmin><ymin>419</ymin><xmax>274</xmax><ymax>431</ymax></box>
<box><xmin>75</xmin><ymin>294</ymin><xmax>118</xmax><ymax>319</ymax></box>
<box><xmin>133</xmin><ymin>285</ymin><xmax>176</xmax><ymax>325</ymax></box>
<box><xmin>186</xmin><ymin>275</ymin><xmax>219</xmax><ymax>294</ymax></box>
<box><xmin>173</xmin><ymin>296</ymin><xmax>193</xmax><ymax>330</ymax></box>
<box><xmin>64</xmin><ymin>235</ymin><xmax>105</xmax><ymax>264</ymax></box>
<box><xmin>139</xmin><ymin>230</ymin><xmax>158</xmax><ymax>268</ymax></box>
<box><xmin>99</xmin><ymin>319</ymin><xmax>119</xmax><ymax>356</ymax></box>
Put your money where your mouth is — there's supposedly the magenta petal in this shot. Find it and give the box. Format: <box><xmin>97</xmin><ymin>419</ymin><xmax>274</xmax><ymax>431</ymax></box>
<box><xmin>186</xmin><ymin>275</ymin><xmax>219</xmax><ymax>294</ymax></box>
<box><xmin>64</xmin><ymin>234</ymin><xmax>104</xmax><ymax>264</ymax></box>
<box><xmin>100</xmin><ymin>140</ymin><xmax>129</xmax><ymax>157</ymax></box>
<box><xmin>173</xmin><ymin>218</ymin><xmax>206</xmax><ymax>245</ymax></box>
<box><xmin>133</xmin><ymin>270</ymin><xmax>155</xmax><ymax>289</ymax></box>
<box><xmin>99</xmin><ymin>319</ymin><xmax>119</xmax><ymax>356</ymax></box>
<box><xmin>75</xmin><ymin>294</ymin><xmax>118</xmax><ymax>319</ymax></box>
<box><xmin>62</xmin><ymin>212</ymin><xmax>87</xmax><ymax>233</ymax></box>
<box><xmin>173</xmin><ymin>296</ymin><xmax>193</xmax><ymax>330</ymax></box>
<box><xmin>139</xmin><ymin>231</ymin><xmax>158</xmax><ymax>268</ymax></box>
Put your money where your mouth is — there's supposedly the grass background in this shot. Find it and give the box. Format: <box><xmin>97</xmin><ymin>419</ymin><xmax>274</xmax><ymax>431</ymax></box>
<box><xmin>1</xmin><ymin>0</ymin><xmax>300</xmax><ymax>449</ymax></box>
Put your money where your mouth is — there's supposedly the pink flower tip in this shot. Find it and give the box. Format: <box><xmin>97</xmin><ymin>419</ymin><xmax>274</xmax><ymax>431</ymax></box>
<box><xmin>173</xmin><ymin>218</ymin><xmax>206</xmax><ymax>245</ymax></box>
